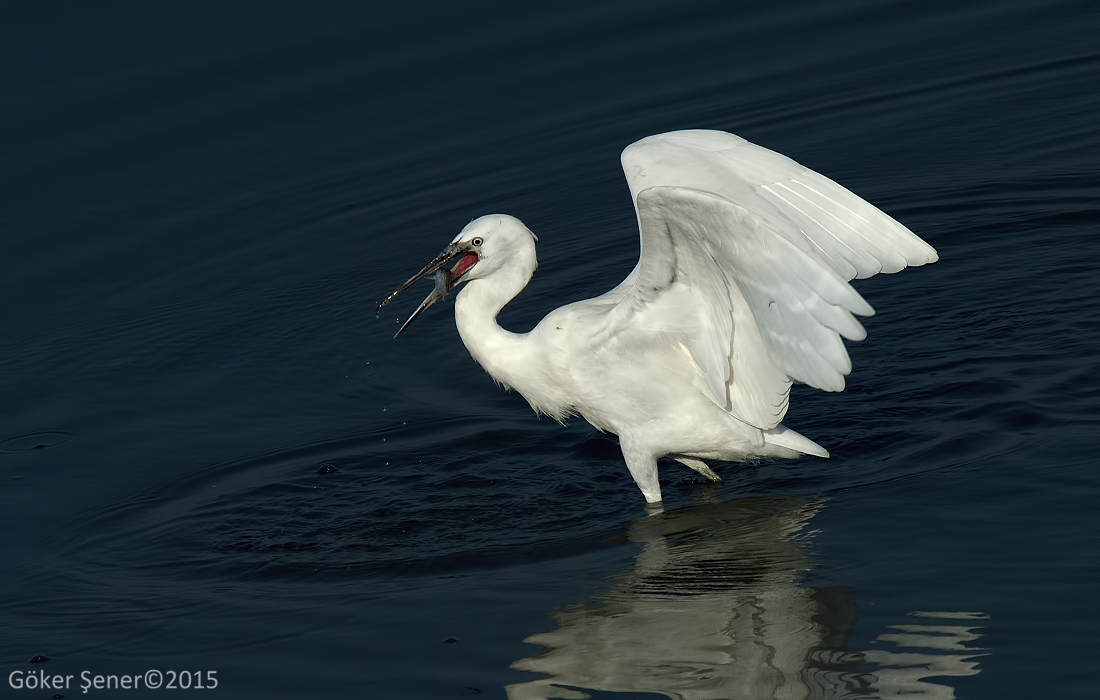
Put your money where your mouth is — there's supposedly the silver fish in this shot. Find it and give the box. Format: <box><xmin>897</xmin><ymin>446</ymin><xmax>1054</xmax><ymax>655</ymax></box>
<box><xmin>392</xmin><ymin>268</ymin><xmax>455</xmax><ymax>338</ymax></box>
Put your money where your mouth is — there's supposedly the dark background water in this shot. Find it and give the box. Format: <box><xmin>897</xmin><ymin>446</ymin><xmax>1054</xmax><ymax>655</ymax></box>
<box><xmin>2</xmin><ymin>1</ymin><xmax>1098</xmax><ymax>697</ymax></box>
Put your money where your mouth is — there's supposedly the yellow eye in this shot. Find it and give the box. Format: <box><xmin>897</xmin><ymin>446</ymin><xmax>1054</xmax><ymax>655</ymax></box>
<box><xmin>471</xmin><ymin>237</ymin><xmax>483</xmax><ymax>247</ymax></box>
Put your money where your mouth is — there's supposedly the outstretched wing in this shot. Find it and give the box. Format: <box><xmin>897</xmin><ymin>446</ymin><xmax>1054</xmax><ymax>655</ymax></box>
<box><xmin>608</xmin><ymin>130</ymin><xmax>937</xmax><ymax>429</ymax></box>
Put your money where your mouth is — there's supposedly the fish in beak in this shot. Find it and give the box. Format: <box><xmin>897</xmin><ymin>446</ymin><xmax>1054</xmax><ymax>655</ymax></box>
<box><xmin>378</xmin><ymin>240</ymin><xmax>481</xmax><ymax>337</ymax></box>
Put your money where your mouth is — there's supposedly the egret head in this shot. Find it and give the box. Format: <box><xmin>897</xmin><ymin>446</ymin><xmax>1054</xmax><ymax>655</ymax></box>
<box><xmin>378</xmin><ymin>214</ymin><xmax>538</xmax><ymax>336</ymax></box>
<box><xmin>448</xmin><ymin>215</ymin><xmax>539</xmax><ymax>281</ymax></box>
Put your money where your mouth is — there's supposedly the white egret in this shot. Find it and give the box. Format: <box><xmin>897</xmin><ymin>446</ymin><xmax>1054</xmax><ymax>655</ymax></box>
<box><xmin>379</xmin><ymin>130</ymin><xmax>937</xmax><ymax>503</ymax></box>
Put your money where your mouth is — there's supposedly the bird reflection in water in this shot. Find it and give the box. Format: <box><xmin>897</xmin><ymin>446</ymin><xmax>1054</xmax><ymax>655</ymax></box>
<box><xmin>508</xmin><ymin>496</ymin><xmax>986</xmax><ymax>699</ymax></box>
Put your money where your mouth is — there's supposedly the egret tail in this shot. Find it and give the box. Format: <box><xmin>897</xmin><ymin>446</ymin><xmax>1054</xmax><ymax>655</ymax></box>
<box><xmin>763</xmin><ymin>425</ymin><xmax>830</xmax><ymax>458</ymax></box>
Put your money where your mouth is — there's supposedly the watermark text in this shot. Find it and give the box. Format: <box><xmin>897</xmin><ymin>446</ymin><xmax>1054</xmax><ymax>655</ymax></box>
<box><xmin>10</xmin><ymin>669</ymin><xmax>218</xmax><ymax>693</ymax></box>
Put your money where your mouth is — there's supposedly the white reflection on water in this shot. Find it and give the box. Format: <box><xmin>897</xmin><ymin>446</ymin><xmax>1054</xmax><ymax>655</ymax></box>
<box><xmin>508</xmin><ymin>496</ymin><xmax>986</xmax><ymax>700</ymax></box>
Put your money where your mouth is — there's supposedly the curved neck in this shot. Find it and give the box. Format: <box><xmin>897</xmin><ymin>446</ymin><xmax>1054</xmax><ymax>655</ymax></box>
<box><xmin>453</xmin><ymin>264</ymin><xmax>535</xmax><ymax>391</ymax></box>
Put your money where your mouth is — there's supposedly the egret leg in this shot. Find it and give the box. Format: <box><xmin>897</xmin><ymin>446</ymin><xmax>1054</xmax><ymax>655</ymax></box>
<box><xmin>619</xmin><ymin>436</ymin><xmax>663</xmax><ymax>503</ymax></box>
<box><xmin>675</xmin><ymin>456</ymin><xmax>723</xmax><ymax>483</ymax></box>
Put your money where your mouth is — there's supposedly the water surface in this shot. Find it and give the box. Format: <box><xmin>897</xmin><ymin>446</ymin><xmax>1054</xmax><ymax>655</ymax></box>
<box><xmin>2</xmin><ymin>1</ymin><xmax>1098</xmax><ymax>697</ymax></box>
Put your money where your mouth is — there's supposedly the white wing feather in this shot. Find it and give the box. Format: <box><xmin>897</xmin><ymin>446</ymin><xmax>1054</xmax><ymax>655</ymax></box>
<box><xmin>611</xmin><ymin>130</ymin><xmax>937</xmax><ymax>429</ymax></box>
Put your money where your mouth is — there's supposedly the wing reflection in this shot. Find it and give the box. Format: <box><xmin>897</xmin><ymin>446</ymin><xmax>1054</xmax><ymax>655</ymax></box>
<box><xmin>508</xmin><ymin>496</ymin><xmax>986</xmax><ymax>700</ymax></box>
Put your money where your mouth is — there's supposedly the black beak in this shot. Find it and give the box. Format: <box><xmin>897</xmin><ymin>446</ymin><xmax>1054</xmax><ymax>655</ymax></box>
<box><xmin>378</xmin><ymin>242</ymin><xmax>467</xmax><ymax>337</ymax></box>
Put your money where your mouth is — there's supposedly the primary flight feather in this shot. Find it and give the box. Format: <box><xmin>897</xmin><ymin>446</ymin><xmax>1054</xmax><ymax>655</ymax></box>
<box><xmin>379</xmin><ymin>130</ymin><xmax>937</xmax><ymax>503</ymax></box>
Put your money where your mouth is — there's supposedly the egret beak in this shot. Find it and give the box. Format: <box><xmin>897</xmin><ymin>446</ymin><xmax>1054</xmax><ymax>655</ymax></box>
<box><xmin>378</xmin><ymin>241</ymin><xmax>480</xmax><ymax>337</ymax></box>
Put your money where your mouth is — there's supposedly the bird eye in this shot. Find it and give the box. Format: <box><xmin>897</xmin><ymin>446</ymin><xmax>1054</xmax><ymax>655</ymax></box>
<box><xmin>471</xmin><ymin>237</ymin><xmax>483</xmax><ymax>247</ymax></box>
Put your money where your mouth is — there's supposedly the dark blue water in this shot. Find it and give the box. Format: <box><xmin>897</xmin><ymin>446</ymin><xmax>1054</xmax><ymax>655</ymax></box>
<box><xmin>3</xmin><ymin>1</ymin><xmax>1098</xmax><ymax>697</ymax></box>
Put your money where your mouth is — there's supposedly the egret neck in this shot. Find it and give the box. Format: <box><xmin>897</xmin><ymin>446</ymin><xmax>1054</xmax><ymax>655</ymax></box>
<box><xmin>453</xmin><ymin>241</ymin><xmax>540</xmax><ymax>398</ymax></box>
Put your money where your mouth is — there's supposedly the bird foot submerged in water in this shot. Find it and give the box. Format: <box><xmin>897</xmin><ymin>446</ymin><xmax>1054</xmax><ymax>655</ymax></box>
<box><xmin>675</xmin><ymin>456</ymin><xmax>723</xmax><ymax>483</ymax></box>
